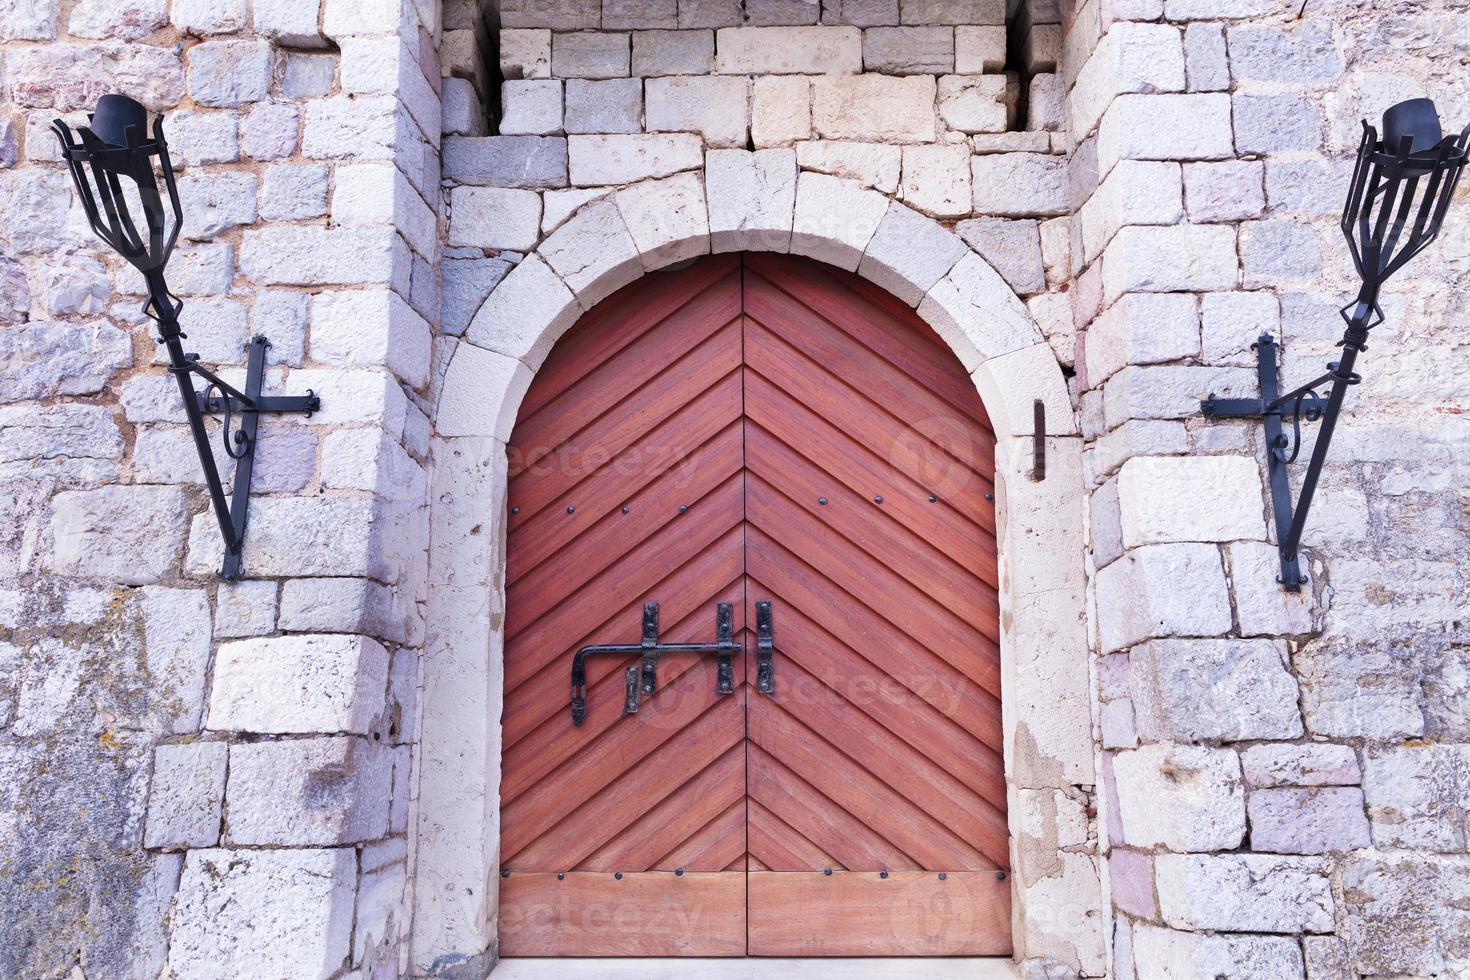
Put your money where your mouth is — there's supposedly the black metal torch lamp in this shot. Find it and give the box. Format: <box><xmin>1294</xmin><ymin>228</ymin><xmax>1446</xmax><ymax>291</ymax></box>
<box><xmin>1201</xmin><ymin>98</ymin><xmax>1469</xmax><ymax>591</ymax></box>
<box><xmin>53</xmin><ymin>94</ymin><xmax>321</xmax><ymax>581</ymax></box>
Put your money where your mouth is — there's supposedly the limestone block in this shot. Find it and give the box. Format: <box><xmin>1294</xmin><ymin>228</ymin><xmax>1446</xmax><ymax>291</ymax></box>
<box><xmin>616</xmin><ymin>171</ymin><xmax>711</xmax><ymax>269</ymax></box>
<box><xmin>1226</xmin><ymin>538</ymin><xmax>1315</xmax><ymax>635</ymax></box>
<box><xmin>791</xmin><ymin>172</ymin><xmax>889</xmax><ymax>270</ymax></box>
<box><xmin>1265</xmin><ymin>158</ymin><xmax>1346</xmax><ymax>215</ymax></box>
<box><xmin>1234</xmin><ymin>92</ymin><xmax>1323</xmax><ymax>155</ymax></box>
<box><xmin>1110</xmin><ymin>850</ymin><xmax>1156</xmax><ymax>919</ymax></box>
<box><xmin>240</xmin><ymin>101</ymin><xmax>300</xmax><ymax>161</ymax></box>
<box><xmin>258</xmin><ymin>163</ymin><xmax>328</xmax><ymax>221</ymax></box>
<box><xmin>1115</xmin><ymin>456</ymin><xmax>1266</xmax><ymax>545</ymax></box>
<box><xmin>1102</xmin><ymin>365</ymin><xmax>1255</xmax><ymax>428</ymax></box>
<box><xmin>1228</xmin><ymin>21</ymin><xmax>1342</xmax><ymax>87</ymax></box>
<box><xmin>539</xmin><ymin>197</ymin><xmax>643</xmax><ymax>303</ymax></box>
<box><xmin>543</xmin><ymin>188</ymin><xmax>610</xmax><ymax>232</ymax></box>
<box><xmin>863</xmin><ymin>26</ymin><xmax>954</xmax><ymax>74</ymax></box>
<box><xmin>313</xmin><ymin>288</ymin><xmax>432</xmax><ymax>388</ymax></box>
<box><xmin>443</xmin><ymin>135</ymin><xmax>569</xmax><ymax>188</ymax></box>
<box><xmin>226</xmin><ymin>737</ymin><xmax>392</xmax><ymax>845</ymax></box>
<box><xmin>501</xmin><ymin>79</ymin><xmax>564</xmax><ymax>135</ymax></box>
<box><xmin>1091</xmin><ymin>477</ymin><xmax>1124</xmax><ymax>569</ymax></box>
<box><xmin>1069</xmin><ymin>23</ymin><xmax>1187</xmax><ymax>142</ymax></box>
<box><xmin>812</xmin><ymin>74</ymin><xmax>936</xmax><ymax>141</ymax></box>
<box><xmin>1339</xmin><ymin>853</ymin><xmax>1468</xmax><ymax>976</ymax></box>
<box><xmin>1132</xmin><ymin>638</ymin><xmax>1302</xmax><ymax>741</ymax></box>
<box><xmin>1248</xmin><ymin>787</ymin><xmax>1371</xmax><ymax>854</ymax></box>
<box><xmin>500</xmin><ymin>0</ymin><xmax>600</xmax><ymax>28</ymax></box>
<box><xmin>1095</xmin><ymin>544</ymin><xmax>1230</xmax><ymax>654</ymax></box>
<box><xmin>1096</xmin><ymin>93</ymin><xmax>1234</xmax><ymax>178</ymax></box>
<box><xmin>1132</xmin><ymin>925</ymin><xmax>1304</xmax><ymax>979</ymax></box>
<box><xmin>1</xmin><ymin>0</ymin><xmax>60</xmax><ymax>39</ymax></box>
<box><xmin>240</xmin><ymin>226</ymin><xmax>394</xmax><ymax>286</ymax></box>
<box><xmin>646</xmin><ymin>75</ymin><xmax>750</xmax><ymax>147</ymax></box>
<box><xmin>937</xmin><ymin>74</ymin><xmax>1013</xmax><ymax>134</ymax></box>
<box><xmin>145</xmin><ymin>741</ymin><xmax>227</xmax><ymax>849</ymax></box>
<box><xmin>1101</xmin><ymin>698</ymin><xmax>1137</xmax><ymax>749</ymax></box>
<box><xmin>568</xmin><ymin>133</ymin><xmax>703</xmax><ymax>185</ymax></box>
<box><xmin>253</xmin><ymin>0</ymin><xmax>323</xmax><ymax>46</ymax></box>
<box><xmin>1039</xmin><ymin>216</ymin><xmax>1070</xmax><ymax>285</ymax></box>
<box><xmin>214</xmin><ymin>580</ymin><xmax>277</xmax><ymax>639</ymax></box>
<box><xmin>1242</xmin><ymin>743</ymin><xmax>1360</xmax><ymax>788</ymax></box>
<box><xmin>917</xmin><ymin>251</ymin><xmax>1040</xmax><ymax>372</ymax></box>
<box><xmin>563</xmin><ymin>78</ymin><xmax>638</xmax><ymax>133</ymax></box>
<box><xmin>48</xmin><ymin>485</ymin><xmax>184</xmax><ymax>585</ymax></box>
<box><xmin>278</xmin><ymin>577</ymin><xmax>408</xmax><ymax>643</ymax></box>
<box><xmin>9</xmin><ymin>41</ymin><xmax>184</xmax><ymax>112</ymax></box>
<box><xmin>899</xmin><ymin>143</ymin><xmax>971</xmax><ymax>218</ymax></box>
<box><xmin>186</xmin><ymin>40</ymin><xmax>272</xmax><ymax>108</ymax></box>
<box><xmin>955</xmin><ymin>25</ymin><xmax>1006</xmax><ymax>72</ymax></box>
<box><xmin>167</xmin><ymin>848</ymin><xmax>355</xmax><ymax>979</ymax></box>
<box><xmin>442</xmin><ymin>255</ymin><xmax>513</xmax><ymax>337</ymax></box>
<box><xmin>1112</xmin><ymin>744</ymin><xmax>1245</xmax><ymax>850</ymax></box>
<box><xmin>954</xmin><ymin>218</ymin><xmax>1044</xmax><ymax>296</ymax></box>
<box><xmin>753</xmin><ymin>76</ymin><xmax>811</xmax><ymax>146</ymax></box>
<box><xmin>633</xmin><ymin>29</ymin><xmax>715</xmax><ymax>75</ymax></box>
<box><xmin>972</xmin><ymin>342</ymin><xmax>1074</xmax><ymax>439</ymax></box>
<box><xmin>501</xmin><ymin>28</ymin><xmax>552</xmax><ymax>79</ymax></box>
<box><xmin>1084</xmin><ymin>293</ymin><xmax>1198</xmax><ymax>385</ymax></box>
<box><xmin>167</xmin><ymin>110</ymin><xmax>239</xmax><ymax>166</ymax></box>
<box><xmin>282</xmin><ymin>53</ymin><xmax>337</xmax><ymax>98</ymax></box>
<box><xmin>208</xmin><ymin>634</ymin><xmax>389</xmax><ymax>735</ymax></box>
<box><xmin>1183</xmin><ymin>159</ymin><xmax>1263</xmax><ymax>223</ymax></box>
<box><xmin>715</xmin><ymin>26</ymin><xmax>862</xmax><ymax>74</ymax></box>
<box><xmin>553</xmin><ymin>31</ymin><xmax>631</xmax><ymax>78</ymax></box>
<box><xmin>448</xmin><ymin>186</ymin><xmax>542</xmax><ymax>252</ymax></box>
<box><xmin>706</xmin><ymin>148</ymin><xmax>798</xmax><ymax>252</ymax></box>
<box><xmin>1241</xmin><ymin>219</ymin><xmax>1322</xmax><ymax>288</ymax></box>
<box><xmin>745</xmin><ymin>0</ymin><xmax>819</xmax><ymax>24</ymax></box>
<box><xmin>679</xmin><ymin>0</ymin><xmax>743</xmax><ymax>27</ymax></box>
<box><xmin>1184</xmin><ymin>21</ymin><xmax>1227</xmax><ymax>91</ymax></box>
<box><xmin>1297</xmin><ymin>638</ymin><xmax>1425</xmax><ymax>741</ymax></box>
<box><xmin>1023</xmin><ymin>23</ymin><xmax>1060</xmax><ymax>72</ymax></box>
<box><xmin>857</xmin><ymin>202</ymin><xmax>967</xmax><ymax>306</ymax></box>
<box><xmin>604</xmin><ymin>0</ymin><xmax>678</xmax><ymax>29</ymax></box>
<box><xmin>1163</xmin><ymin>0</ymin><xmax>1272</xmax><ymax>16</ymax></box>
<box><xmin>795</xmin><ymin>139</ymin><xmax>901</xmax><ymax>192</ymax></box>
<box><xmin>1078</xmin><ymin>159</ymin><xmax>1183</xmax><ymax>263</ymax></box>
<box><xmin>1155</xmin><ymin>853</ymin><xmax>1334</xmax><ymax>933</ymax></box>
<box><xmin>467</xmin><ymin>254</ymin><xmax>581</xmax><ymax>367</ymax></box>
<box><xmin>1101</xmin><ymin>225</ymin><xmax>1237</xmax><ymax>303</ymax></box>
<box><xmin>1012</xmin><ymin>850</ymin><xmax>1107</xmax><ymax>974</ymax></box>
<box><xmin>900</xmin><ymin>0</ymin><xmax>1003</xmax><ymax>24</ymax></box>
<box><xmin>972</xmin><ymin>152</ymin><xmax>1067</xmax><ymax>217</ymax></box>
<box><xmin>172</xmin><ymin>0</ymin><xmax>244</xmax><ymax>34</ymax></box>
<box><xmin>1362</xmin><ymin>744</ymin><xmax>1470</xmax><ymax>851</ymax></box>
<box><xmin>177</xmin><ymin>172</ymin><xmax>257</xmax><ymax>239</ymax></box>
<box><xmin>437</xmin><ymin>342</ymin><xmax>535</xmax><ymax>441</ymax></box>
<box><xmin>0</xmin><ymin>403</ymin><xmax>122</xmax><ymax>484</ymax></box>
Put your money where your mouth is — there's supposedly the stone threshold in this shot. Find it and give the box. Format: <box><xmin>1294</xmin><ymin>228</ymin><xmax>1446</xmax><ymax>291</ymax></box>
<box><xmin>495</xmin><ymin>958</ymin><xmax>1020</xmax><ymax>979</ymax></box>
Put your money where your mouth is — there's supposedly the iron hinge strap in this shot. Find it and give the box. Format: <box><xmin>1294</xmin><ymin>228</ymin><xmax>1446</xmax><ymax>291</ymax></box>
<box><xmin>756</xmin><ymin>600</ymin><xmax>775</xmax><ymax>695</ymax></box>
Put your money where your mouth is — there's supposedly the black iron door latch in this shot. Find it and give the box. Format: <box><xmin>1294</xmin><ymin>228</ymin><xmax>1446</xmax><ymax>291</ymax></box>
<box><xmin>570</xmin><ymin>600</ymin><xmax>776</xmax><ymax>725</ymax></box>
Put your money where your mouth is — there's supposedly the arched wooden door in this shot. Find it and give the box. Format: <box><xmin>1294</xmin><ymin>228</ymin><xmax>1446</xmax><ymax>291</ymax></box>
<box><xmin>498</xmin><ymin>253</ymin><xmax>1008</xmax><ymax>957</ymax></box>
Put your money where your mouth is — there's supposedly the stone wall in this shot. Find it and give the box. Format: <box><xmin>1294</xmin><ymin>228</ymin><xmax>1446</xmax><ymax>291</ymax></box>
<box><xmin>0</xmin><ymin>0</ymin><xmax>441</xmax><ymax>976</ymax></box>
<box><xmin>0</xmin><ymin>0</ymin><xmax>1468</xmax><ymax>977</ymax></box>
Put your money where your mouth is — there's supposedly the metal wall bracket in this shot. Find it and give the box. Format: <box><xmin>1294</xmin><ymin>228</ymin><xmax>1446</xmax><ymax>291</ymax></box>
<box><xmin>570</xmin><ymin>601</ymin><xmax>744</xmax><ymax>726</ymax></box>
<box><xmin>1201</xmin><ymin>332</ymin><xmax>1361</xmax><ymax>592</ymax></box>
<box><xmin>1031</xmin><ymin>400</ymin><xmax>1046</xmax><ymax>482</ymax></box>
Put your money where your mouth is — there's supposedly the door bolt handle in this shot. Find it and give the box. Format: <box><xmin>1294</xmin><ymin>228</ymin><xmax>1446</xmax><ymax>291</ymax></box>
<box><xmin>756</xmin><ymin>600</ymin><xmax>776</xmax><ymax>695</ymax></box>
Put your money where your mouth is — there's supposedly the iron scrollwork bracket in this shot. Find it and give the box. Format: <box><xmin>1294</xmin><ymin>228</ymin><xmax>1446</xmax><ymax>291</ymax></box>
<box><xmin>1200</xmin><ymin>332</ymin><xmax>1364</xmax><ymax>592</ymax></box>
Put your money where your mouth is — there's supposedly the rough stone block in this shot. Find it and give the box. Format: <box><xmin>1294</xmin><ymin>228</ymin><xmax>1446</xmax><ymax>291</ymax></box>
<box><xmin>540</xmin><ymin>197</ymin><xmax>643</xmax><ymax>303</ymax></box>
<box><xmin>500</xmin><ymin>79</ymin><xmax>564</xmax><ymax>135</ymax></box>
<box><xmin>172</xmin><ymin>0</ymin><xmax>244</xmax><ymax>34</ymax></box>
<box><xmin>448</xmin><ymin>186</ymin><xmax>543</xmax><ymax>251</ymax></box>
<box><xmin>1115</xmin><ymin>455</ymin><xmax>1266</xmax><ymax>545</ymax></box>
<box><xmin>745</xmin><ymin>0</ymin><xmax>820</xmax><ymax>24</ymax></box>
<box><xmin>604</xmin><ymin>0</ymin><xmax>678</xmax><ymax>28</ymax></box>
<box><xmin>812</xmin><ymin>74</ymin><xmax>936</xmax><ymax>141</ymax></box>
<box><xmin>214</xmin><ymin>580</ymin><xmax>277</xmax><ymax>639</ymax></box>
<box><xmin>1228</xmin><ymin>21</ymin><xmax>1342</xmax><ymax>87</ymax></box>
<box><xmin>972</xmin><ymin>152</ymin><xmax>1066</xmax><ymax>217</ymax></box>
<box><xmin>1265</xmin><ymin>158</ymin><xmax>1347</xmax><ymax>215</ymax></box>
<box><xmin>1102</xmin><ymin>364</ymin><xmax>1255</xmax><ymax>427</ymax></box>
<box><xmin>937</xmin><ymin>73</ymin><xmax>1013</xmax><ymax>133</ymax></box>
<box><xmin>1131</xmin><ymin>638</ymin><xmax>1303</xmax><ymax>742</ymax></box>
<box><xmin>796</xmin><ymin>139</ymin><xmax>901</xmax><ymax>192</ymax></box>
<box><xmin>616</xmin><ymin>171</ymin><xmax>711</xmax><ymax>269</ymax></box>
<box><xmin>441</xmin><ymin>255</ymin><xmax>513</xmax><ymax>337</ymax></box>
<box><xmin>752</xmin><ymin>76</ymin><xmax>811</xmax><ymax>146</ymax></box>
<box><xmin>1095</xmin><ymin>544</ymin><xmax>1230</xmax><ymax>654</ymax></box>
<box><xmin>240</xmin><ymin>226</ymin><xmax>394</xmax><ymax>286</ymax></box>
<box><xmin>1248</xmin><ymin>787</ymin><xmax>1371</xmax><ymax>854</ymax></box>
<box><xmin>48</xmin><ymin>486</ymin><xmax>185</xmax><ymax>585</ymax></box>
<box><xmin>553</xmin><ymin>30</ymin><xmax>631</xmax><ymax>78</ymax></box>
<box><xmin>226</xmin><ymin>736</ymin><xmax>392</xmax><ymax>845</ymax></box>
<box><xmin>240</xmin><ymin>101</ymin><xmax>300</xmax><ymax>161</ymax></box>
<box><xmin>144</xmin><ymin>741</ymin><xmax>227</xmax><ymax>849</ymax></box>
<box><xmin>1027</xmin><ymin>72</ymin><xmax>1065</xmax><ymax>133</ymax></box>
<box><xmin>917</xmin><ymin>251</ymin><xmax>1040</xmax><ymax>371</ymax></box>
<box><xmin>706</xmin><ymin>147</ymin><xmax>798</xmax><ymax>252</ymax></box>
<box><xmin>443</xmin><ymin>135</ymin><xmax>569</xmax><ymax>188</ymax></box>
<box><xmin>1069</xmin><ymin>23</ymin><xmax>1187</xmax><ymax>142</ymax></box>
<box><xmin>1084</xmin><ymin>292</ymin><xmax>1198</xmax><ymax>385</ymax></box>
<box><xmin>208</xmin><ymin>634</ymin><xmax>389</xmax><ymax>735</ymax></box>
<box><xmin>564</xmin><ymin>77</ymin><xmax>639</xmax><ymax>133</ymax></box>
<box><xmin>715</xmin><ymin>26</ymin><xmax>862</xmax><ymax>74</ymax></box>
<box><xmin>1079</xmin><ymin>159</ymin><xmax>1183</xmax><ymax>263</ymax></box>
<box><xmin>1339</xmin><ymin>853</ymin><xmax>1466</xmax><ymax>976</ymax></box>
<box><xmin>568</xmin><ymin>133</ymin><xmax>703</xmax><ymax>185</ymax></box>
<box><xmin>647</xmin><ymin>75</ymin><xmax>750</xmax><ymax>146</ymax></box>
<box><xmin>186</xmin><ymin>40</ymin><xmax>272</xmax><ymax>108</ymax></box>
<box><xmin>1297</xmin><ymin>638</ymin><xmax>1425</xmax><ymax>741</ymax></box>
<box><xmin>467</xmin><ymin>253</ymin><xmax>582</xmax><ymax>368</ymax></box>
<box><xmin>167</xmin><ymin>848</ymin><xmax>355</xmax><ymax>979</ymax></box>
<box><xmin>1183</xmin><ymin>159</ymin><xmax>1263</xmax><ymax>223</ymax></box>
<box><xmin>954</xmin><ymin>218</ymin><xmax>1045</xmax><ymax>296</ymax></box>
<box><xmin>1097</xmin><ymin>93</ymin><xmax>1234</xmax><ymax>177</ymax></box>
<box><xmin>1156</xmin><ymin>853</ymin><xmax>1334</xmax><ymax>933</ymax></box>
<box><xmin>177</xmin><ymin>172</ymin><xmax>258</xmax><ymax>239</ymax></box>
<box><xmin>791</xmin><ymin>171</ymin><xmax>889</xmax><ymax>270</ymax></box>
<box><xmin>1101</xmin><ymin>225</ymin><xmax>1237</xmax><ymax>303</ymax></box>
<box><xmin>1241</xmin><ymin>219</ymin><xmax>1322</xmax><ymax>287</ymax></box>
<box><xmin>633</xmin><ymin>29</ymin><xmax>715</xmax><ymax>74</ymax></box>
<box><xmin>500</xmin><ymin>28</ymin><xmax>552</xmax><ymax>79</ymax></box>
<box><xmin>1133</xmin><ymin>926</ymin><xmax>1305</xmax><ymax>979</ymax></box>
<box><xmin>258</xmin><ymin>163</ymin><xmax>328</xmax><ymax>221</ymax></box>
<box><xmin>500</xmin><ymin>0</ymin><xmax>600</xmax><ymax>28</ymax></box>
<box><xmin>1362</xmin><ymin>744</ymin><xmax>1470</xmax><ymax>851</ymax></box>
<box><xmin>1242</xmin><ymin>743</ymin><xmax>1360</xmax><ymax>788</ymax></box>
<box><xmin>899</xmin><ymin>143</ymin><xmax>971</xmax><ymax>218</ymax></box>
<box><xmin>679</xmin><ymin>0</ymin><xmax>743</xmax><ymax>27</ymax></box>
<box><xmin>1112</xmin><ymin>744</ymin><xmax>1245</xmax><ymax>851</ymax></box>
<box><xmin>1234</xmin><ymin>92</ymin><xmax>1323</xmax><ymax>155</ymax></box>
<box><xmin>1184</xmin><ymin>21</ymin><xmax>1228</xmax><ymax>91</ymax></box>
<box><xmin>863</xmin><ymin>26</ymin><xmax>953</xmax><ymax>74</ymax></box>
<box><xmin>167</xmin><ymin>110</ymin><xmax>239</xmax><ymax>166</ymax></box>
<box><xmin>1226</xmin><ymin>538</ymin><xmax>1315</xmax><ymax>636</ymax></box>
<box><xmin>900</xmin><ymin>0</ymin><xmax>1003</xmax><ymax>24</ymax></box>
<box><xmin>955</xmin><ymin>24</ymin><xmax>1006</xmax><ymax>72</ymax></box>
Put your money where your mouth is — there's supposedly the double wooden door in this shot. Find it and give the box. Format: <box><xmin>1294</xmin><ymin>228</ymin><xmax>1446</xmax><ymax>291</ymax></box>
<box><xmin>499</xmin><ymin>253</ymin><xmax>1008</xmax><ymax>957</ymax></box>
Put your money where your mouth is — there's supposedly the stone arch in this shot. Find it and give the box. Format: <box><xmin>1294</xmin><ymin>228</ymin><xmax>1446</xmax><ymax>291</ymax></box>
<box><xmin>412</xmin><ymin>170</ymin><xmax>1102</xmax><ymax>976</ymax></box>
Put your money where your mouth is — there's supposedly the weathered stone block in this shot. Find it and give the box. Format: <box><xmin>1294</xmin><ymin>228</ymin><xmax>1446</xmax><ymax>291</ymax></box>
<box><xmin>1115</xmin><ymin>455</ymin><xmax>1266</xmax><ymax>545</ymax></box>
<box><xmin>1225</xmin><ymin>538</ymin><xmax>1314</xmax><ymax>635</ymax></box>
<box><xmin>226</xmin><ymin>736</ymin><xmax>392</xmax><ymax>845</ymax></box>
<box><xmin>240</xmin><ymin>226</ymin><xmax>394</xmax><ymax>286</ymax></box>
<box><xmin>1297</xmin><ymin>638</ymin><xmax>1425</xmax><ymax>740</ymax></box>
<box><xmin>540</xmin><ymin>197</ymin><xmax>643</xmax><ymax>303</ymax></box>
<box><xmin>568</xmin><ymin>133</ymin><xmax>703</xmax><ymax>185</ymax></box>
<box><xmin>48</xmin><ymin>485</ymin><xmax>185</xmax><ymax>585</ymax></box>
<box><xmin>1228</xmin><ymin>21</ymin><xmax>1342</xmax><ymax>86</ymax></box>
<box><xmin>1248</xmin><ymin>786</ymin><xmax>1371</xmax><ymax>854</ymax></box>
<box><xmin>1095</xmin><ymin>544</ymin><xmax>1230</xmax><ymax>654</ymax></box>
<box><xmin>1184</xmin><ymin>159</ymin><xmax>1264</xmax><ymax>223</ymax></box>
<box><xmin>715</xmin><ymin>26</ymin><xmax>862</xmax><ymax>74</ymax></box>
<box><xmin>145</xmin><ymin>741</ymin><xmax>227</xmax><ymax>849</ymax></box>
<box><xmin>791</xmin><ymin>171</ymin><xmax>888</xmax><ymax>270</ymax></box>
<box><xmin>1131</xmin><ymin>638</ymin><xmax>1302</xmax><ymax>741</ymax></box>
<box><xmin>1096</xmin><ymin>93</ymin><xmax>1234</xmax><ymax>177</ymax></box>
<box><xmin>441</xmin><ymin>255</ymin><xmax>513</xmax><ymax>337</ymax></box>
<box><xmin>1184</xmin><ymin>21</ymin><xmax>1228</xmax><ymax>91</ymax></box>
<box><xmin>604</xmin><ymin>0</ymin><xmax>678</xmax><ymax>28</ymax></box>
<box><xmin>500</xmin><ymin>28</ymin><xmax>552</xmax><ymax>79</ymax></box>
<box><xmin>258</xmin><ymin>163</ymin><xmax>328</xmax><ymax>221</ymax></box>
<box><xmin>812</xmin><ymin>74</ymin><xmax>936</xmax><ymax>141</ymax></box>
<box><xmin>240</xmin><ymin>101</ymin><xmax>300</xmax><ymax>161</ymax></box>
<box><xmin>679</xmin><ymin>0</ymin><xmax>743</xmax><ymax>27</ymax></box>
<box><xmin>633</xmin><ymin>28</ymin><xmax>715</xmax><ymax>74</ymax></box>
<box><xmin>796</xmin><ymin>139</ymin><xmax>901</xmax><ymax>192</ymax></box>
<box><xmin>186</xmin><ymin>39</ymin><xmax>271</xmax><ymax>108</ymax></box>
<box><xmin>1103</xmin><ymin>364</ymin><xmax>1255</xmax><ymax>428</ymax></box>
<box><xmin>858</xmin><ymin>202</ymin><xmax>967</xmax><ymax>306</ymax></box>
<box><xmin>208</xmin><ymin>634</ymin><xmax>389</xmax><ymax>735</ymax></box>
<box><xmin>972</xmin><ymin>152</ymin><xmax>1067</xmax><ymax>217</ymax></box>
<box><xmin>1079</xmin><ymin>159</ymin><xmax>1183</xmax><ymax>263</ymax></box>
<box><xmin>616</xmin><ymin>171</ymin><xmax>711</xmax><ymax>269</ymax></box>
<box><xmin>448</xmin><ymin>186</ymin><xmax>542</xmax><ymax>252</ymax></box>
<box><xmin>1069</xmin><ymin>23</ymin><xmax>1187</xmax><ymax>142</ymax></box>
<box><xmin>1339</xmin><ymin>853</ymin><xmax>1468</xmax><ymax>977</ymax></box>
<box><xmin>553</xmin><ymin>30</ymin><xmax>631</xmax><ymax>78</ymax></box>
<box><xmin>1242</xmin><ymin>743</ymin><xmax>1360</xmax><ymax>788</ymax></box>
<box><xmin>1156</xmin><ymin>852</ymin><xmax>1334</xmax><ymax>933</ymax></box>
<box><xmin>172</xmin><ymin>0</ymin><xmax>244</xmax><ymax>34</ymax></box>
<box><xmin>752</xmin><ymin>76</ymin><xmax>811</xmax><ymax>146</ymax></box>
<box><xmin>501</xmin><ymin>79</ymin><xmax>564</xmax><ymax>135</ymax></box>
<box><xmin>745</xmin><ymin>0</ymin><xmax>819</xmax><ymax>24</ymax></box>
<box><xmin>444</xmin><ymin>135</ymin><xmax>569</xmax><ymax>188</ymax></box>
<box><xmin>214</xmin><ymin>580</ymin><xmax>277</xmax><ymax>639</ymax></box>
<box><xmin>168</xmin><ymin>848</ymin><xmax>355</xmax><ymax>978</ymax></box>
<box><xmin>1093</xmin><ymin>419</ymin><xmax>1189</xmax><ymax>479</ymax></box>
<box><xmin>706</xmin><ymin>148</ymin><xmax>798</xmax><ymax>252</ymax></box>
<box><xmin>937</xmin><ymin>73</ymin><xmax>1014</xmax><ymax>133</ymax></box>
<box><xmin>900</xmin><ymin>0</ymin><xmax>1003</xmax><ymax>24</ymax></box>
<box><xmin>955</xmin><ymin>24</ymin><xmax>1006</xmax><ymax>72</ymax></box>
<box><xmin>1133</xmin><ymin>925</ymin><xmax>1305</xmax><ymax>979</ymax></box>
<box><xmin>954</xmin><ymin>218</ymin><xmax>1045</xmax><ymax>296</ymax></box>
<box><xmin>1112</xmin><ymin>744</ymin><xmax>1245</xmax><ymax>850</ymax></box>
<box><xmin>467</xmin><ymin>253</ymin><xmax>581</xmax><ymax>367</ymax></box>
<box><xmin>647</xmin><ymin>75</ymin><xmax>750</xmax><ymax>146</ymax></box>
<box><xmin>1234</xmin><ymin>92</ymin><xmax>1323</xmax><ymax>155</ymax></box>
<box><xmin>1101</xmin><ymin>225</ymin><xmax>1237</xmax><ymax>302</ymax></box>
<box><xmin>0</xmin><ymin>320</ymin><xmax>131</xmax><ymax>404</ymax></box>
<box><xmin>863</xmin><ymin>26</ymin><xmax>953</xmax><ymax>74</ymax></box>
<box><xmin>899</xmin><ymin>143</ymin><xmax>971</xmax><ymax>218</ymax></box>
<box><xmin>1084</xmin><ymin>292</ymin><xmax>1198</xmax><ymax>385</ymax></box>
<box><xmin>1241</xmin><ymin>219</ymin><xmax>1322</xmax><ymax>287</ymax></box>
<box><xmin>1362</xmin><ymin>744</ymin><xmax>1470</xmax><ymax>851</ymax></box>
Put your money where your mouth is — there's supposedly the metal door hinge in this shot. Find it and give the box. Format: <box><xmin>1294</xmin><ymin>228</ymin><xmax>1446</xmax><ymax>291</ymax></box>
<box><xmin>756</xmin><ymin>600</ymin><xmax>775</xmax><ymax>695</ymax></box>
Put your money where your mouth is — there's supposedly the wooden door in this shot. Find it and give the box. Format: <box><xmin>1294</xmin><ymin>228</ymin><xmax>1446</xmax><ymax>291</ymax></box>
<box><xmin>498</xmin><ymin>253</ymin><xmax>1008</xmax><ymax>957</ymax></box>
